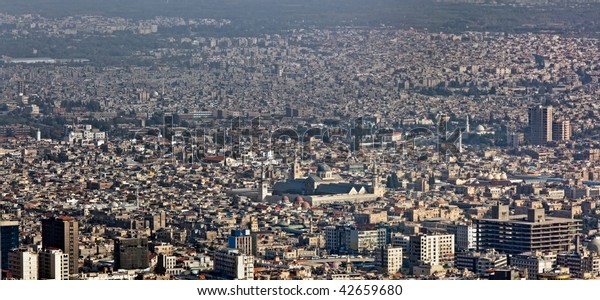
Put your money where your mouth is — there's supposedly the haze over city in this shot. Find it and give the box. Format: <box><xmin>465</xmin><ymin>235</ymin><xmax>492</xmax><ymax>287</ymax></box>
<box><xmin>1</xmin><ymin>0</ymin><xmax>600</xmax><ymax>282</ymax></box>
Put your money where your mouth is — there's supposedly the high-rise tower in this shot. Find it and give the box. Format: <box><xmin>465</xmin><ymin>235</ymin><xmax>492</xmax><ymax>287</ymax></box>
<box><xmin>528</xmin><ymin>105</ymin><xmax>553</xmax><ymax>145</ymax></box>
<box><xmin>42</xmin><ymin>216</ymin><xmax>79</xmax><ymax>274</ymax></box>
<box><xmin>0</xmin><ymin>220</ymin><xmax>19</xmax><ymax>271</ymax></box>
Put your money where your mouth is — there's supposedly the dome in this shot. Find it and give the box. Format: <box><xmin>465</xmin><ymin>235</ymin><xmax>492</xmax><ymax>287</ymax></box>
<box><xmin>282</xmin><ymin>196</ymin><xmax>290</xmax><ymax>203</ymax></box>
<box><xmin>316</xmin><ymin>163</ymin><xmax>331</xmax><ymax>172</ymax></box>
<box><xmin>294</xmin><ymin>196</ymin><xmax>304</xmax><ymax>203</ymax></box>
<box><xmin>494</xmin><ymin>173</ymin><xmax>502</xmax><ymax>180</ymax></box>
<box><xmin>301</xmin><ymin>202</ymin><xmax>311</xmax><ymax>209</ymax></box>
<box><xmin>588</xmin><ymin>237</ymin><xmax>600</xmax><ymax>256</ymax></box>
<box><xmin>475</xmin><ymin>125</ymin><xmax>485</xmax><ymax>132</ymax></box>
<box><xmin>486</xmin><ymin>174</ymin><xmax>494</xmax><ymax>180</ymax></box>
<box><xmin>501</xmin><ymin>173</ymin><xmax>508</xmax><ymax>180</ymax></box>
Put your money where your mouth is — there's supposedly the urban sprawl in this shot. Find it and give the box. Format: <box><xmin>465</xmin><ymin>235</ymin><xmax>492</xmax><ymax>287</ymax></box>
<box><xmin>1</xmin><ymin>12</ymin><xmax>600</xmax><ymax>281</ymax></box>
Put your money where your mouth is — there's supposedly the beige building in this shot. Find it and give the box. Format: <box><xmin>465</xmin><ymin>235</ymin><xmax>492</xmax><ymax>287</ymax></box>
<box><xmin>8</xmin><ymin>248</ymin><xmax>38</xmax><ymax>280</ymax></box>
<box><xmin>552</xmin><ymin>120</ymin><xmax>571</xmax><ymax>141</ymax></box>
<box><xmin>509</xmin><ymin>251</ymin><xmax>556</xmax><ymax>279</ymax></box>
<box><xmin>213</xmin><ymin>248</ymin><xmax>254</xmax><ymax>280</ymax></box>
<box><xmin>377</xmin><ymin>246</ymin><xmax>403</xmax><ymax>275</ymax></box>
<box><xmin>156</xmin><ymin>253</ymin><xmax>178</xmax><ymax>276</ymax></box>
<box><xmin>355</xmin><ymin>211</ymin><xmax>388</xmax><ymax>224</ymax></box>
<box><xmin>408</xmin><ymin>234</ymin><xmax>455</xmax><ymax>268</ymax></box>
<box><xmin>39</xmin><ymin>248</ymin><xmax>69</xmax><ymax>280</ymax></box>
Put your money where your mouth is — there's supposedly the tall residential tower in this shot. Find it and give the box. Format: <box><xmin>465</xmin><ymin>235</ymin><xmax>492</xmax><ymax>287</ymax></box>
<box><xmin>42</xmin><ymin>216</ymin><xmax>79</xmax><ymax>274</ymax></box>
<box><xmin>528</xmin><ymin>105</ymin><xmax>553</xmax><ymax>145</ymax></box>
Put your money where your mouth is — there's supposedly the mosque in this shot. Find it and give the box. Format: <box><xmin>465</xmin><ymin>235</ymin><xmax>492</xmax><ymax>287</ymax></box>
<box><xmin>270</xmin><ymin>161</ymin><xmax>385</xmax><ymax>206</ymax></box>
<box><xmin>228</xmin><ymin>160</ymin><xmax>385</xmax><ymax>207</ymax></box>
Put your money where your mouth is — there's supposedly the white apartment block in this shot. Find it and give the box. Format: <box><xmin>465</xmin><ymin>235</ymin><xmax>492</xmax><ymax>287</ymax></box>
<box><xmin>39</xmin><ymin>248</ymin><xmax>69</xmax><ymax>280</ymax></box>
<box><xmin>8</xmin><ymin>248</ymin><xmax>38</xmax><ymax>280</ymax></box>
<box><xmin>213</xmin><ymin>248</ymin><xmax>254</xmax><ymax>280</ymax></box>
<box><xmin>409</xmin><ymin>234</ymin><xmax>455</xmax><ymax>266</ymax></box>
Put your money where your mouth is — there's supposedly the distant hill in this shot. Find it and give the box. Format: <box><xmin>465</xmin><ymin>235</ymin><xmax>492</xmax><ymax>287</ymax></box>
<box><xmin>1</xmin><ymin>0</ymin><xmax>600</xmax><ymax>35</ymax></box>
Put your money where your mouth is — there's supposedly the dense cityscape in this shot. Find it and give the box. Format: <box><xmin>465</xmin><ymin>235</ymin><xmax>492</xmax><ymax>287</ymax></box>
<box><xmin>1</xmin><ymin>0</ymin><xmax>600</xmax><ymax>281</ymax></box>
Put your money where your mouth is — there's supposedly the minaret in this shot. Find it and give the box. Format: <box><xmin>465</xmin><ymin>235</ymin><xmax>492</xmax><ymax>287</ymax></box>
<box><xmin>346</xmin><ymin>256</ymin><xmax>352</xmax><ymax>273</ymax></box>
<box><xmin>290</xmin><ymin>159</ymin><xmax>302</xmax><ymax>180</ymax></box>
<box><xmin>372</xmin><ymin>165</ymin><xmax>384</xmax><ymax>197</ymax></box>
<box><xmin>259</xmin><ymin>165</ymin><xmax>269</xmax><ymax>201</ymax></box>
<box><xmin>466</xmin><ymin>115</ymin><xmax>470</xmax><ymax>133</ymax></box>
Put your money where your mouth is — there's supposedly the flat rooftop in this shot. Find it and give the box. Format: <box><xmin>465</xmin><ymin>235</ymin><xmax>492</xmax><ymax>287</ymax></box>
<box><xmin>479</xmin><ymin>215</ymin><xmax>581</xmax><ymax>226</ymax></box>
